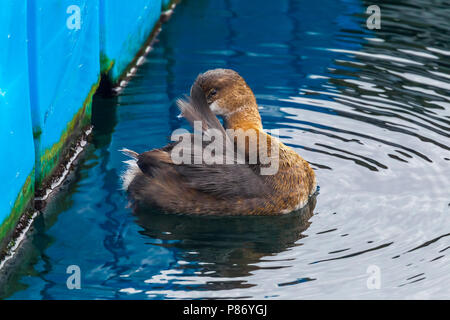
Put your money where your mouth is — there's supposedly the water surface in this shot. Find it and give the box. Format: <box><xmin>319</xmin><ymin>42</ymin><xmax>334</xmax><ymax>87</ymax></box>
<box><xmin>2</xmin><ymin>0</ymin><xmax>449</xmax><ymax>299</ymax></box>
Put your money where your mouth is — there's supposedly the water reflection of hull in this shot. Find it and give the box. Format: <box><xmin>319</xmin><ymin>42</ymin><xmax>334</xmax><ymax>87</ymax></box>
<box><xmin>134</xmin><ymin>196</ymin><xmax>316</xmax><ymax>279</ymax></box>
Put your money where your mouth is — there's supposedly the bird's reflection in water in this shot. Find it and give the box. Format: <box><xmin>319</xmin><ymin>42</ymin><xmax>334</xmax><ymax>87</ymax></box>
<box><xmin>133</xmin><ymin>196</ymin><xmax>316</xmax><ymax>288</ymax></box>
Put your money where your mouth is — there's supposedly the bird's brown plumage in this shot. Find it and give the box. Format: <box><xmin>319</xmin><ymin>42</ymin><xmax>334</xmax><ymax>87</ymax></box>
<box><xmin>124</xmin><ymin>69</ymin><xmax>317</xmax><ymax>215</ymax></box>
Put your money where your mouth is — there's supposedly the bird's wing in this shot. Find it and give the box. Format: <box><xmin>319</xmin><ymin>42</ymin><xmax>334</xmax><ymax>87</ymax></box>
<box><xmin>137</xmin><ymin>145</ymin><xmax>269</xmax><ymax>199</ymax></box>
<box><xmin>177</xmin><ymin>82</ymin><xmax>227</xmax><ymax>136</ymax></box>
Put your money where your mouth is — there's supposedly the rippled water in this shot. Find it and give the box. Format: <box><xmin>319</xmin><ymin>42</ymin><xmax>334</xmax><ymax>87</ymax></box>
<box><xmin>1</xmin><ymin>0</ymin><xmax>449</xmax><ymax>299</ymax></box>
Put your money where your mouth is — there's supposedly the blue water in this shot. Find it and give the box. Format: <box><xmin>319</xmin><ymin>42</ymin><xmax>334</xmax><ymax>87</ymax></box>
<box><xmin>2</xmin><ymin>0</ymin><xmax>450</xmax><ymax>299</ymax></box>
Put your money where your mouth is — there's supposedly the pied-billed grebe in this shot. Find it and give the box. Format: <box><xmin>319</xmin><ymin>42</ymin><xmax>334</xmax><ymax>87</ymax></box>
<box><xmin>122</xmin><ymin>69</ymin><xmax>317</xmax><ymax>215</ymax></box>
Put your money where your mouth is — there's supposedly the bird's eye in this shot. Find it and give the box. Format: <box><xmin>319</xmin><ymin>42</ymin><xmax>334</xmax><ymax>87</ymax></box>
<box><xmin>208</xmin><ymin>89</ymin><xmax>217</xmax><ymax>100</ymax></box>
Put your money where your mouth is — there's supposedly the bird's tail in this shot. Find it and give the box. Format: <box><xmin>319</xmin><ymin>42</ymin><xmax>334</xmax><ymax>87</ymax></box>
<box><xmin>120</xmin><ymin>148</ymin><xmax>140</xmax><ymax>190</ymax></box>
<box><xmin>120</xmin><ymin>148</ymin><xmax>139</xmax><ymax>159</ymax></box>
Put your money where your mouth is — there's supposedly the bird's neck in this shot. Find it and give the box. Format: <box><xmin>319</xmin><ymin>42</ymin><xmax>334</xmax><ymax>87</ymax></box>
<box><xmin>223</xmin><ymin>104</ymin><xmax>263</xmax><ymax>132</ymax></box>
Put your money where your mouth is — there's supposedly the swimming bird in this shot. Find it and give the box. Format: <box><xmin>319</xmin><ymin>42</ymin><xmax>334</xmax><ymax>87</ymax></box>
<box><xmin>121</xmin><ymin>69</ymin><xmax>316</xmax><ymax>215</ymax></box>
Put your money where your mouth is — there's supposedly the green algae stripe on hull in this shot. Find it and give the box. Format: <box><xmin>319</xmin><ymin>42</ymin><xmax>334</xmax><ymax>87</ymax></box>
<box><xmin>0</xmin><ymin>171</ymin><xmax>34</xmax><ymax>255</ymax></box>
<box><xmin>36</xmin><ymin>79</ymin><xmax>100</xmax><ymax>190</ymax></box>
